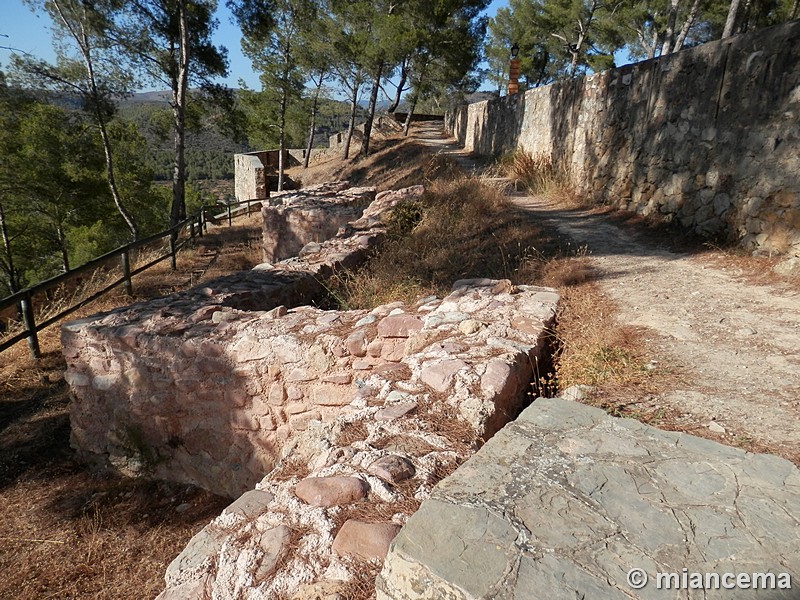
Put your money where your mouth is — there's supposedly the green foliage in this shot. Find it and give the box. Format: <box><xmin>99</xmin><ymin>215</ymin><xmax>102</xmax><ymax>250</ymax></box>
<box><xmin>117</xmin><ymin>95</ymin><xmax>249</xmax><ymax>180</ymax></box>
<box><xmin>486</xmin><ymin>0</ymin><xmax>798</xmax><ymax>81</ymax></box>
<box><xmin>239</xmin><ymin>87</ymin><xmax>309</xmax><ymax>150</ymax></box>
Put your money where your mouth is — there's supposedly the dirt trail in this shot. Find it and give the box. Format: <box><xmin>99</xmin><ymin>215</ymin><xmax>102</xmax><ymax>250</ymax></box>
<box><xmin>414</xmin><ymin>121</ymin><xmax>800</xmax><ymax>460</ymax></box>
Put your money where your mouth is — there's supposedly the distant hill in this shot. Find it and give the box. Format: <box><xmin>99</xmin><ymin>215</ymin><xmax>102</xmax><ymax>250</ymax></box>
<box><xmin>121</xmin><ymin>90</ymin><xmax>172</xmax><ymax>104</ymax></box>
<box><xmin>40</xmin><ymin>87</ymin><xmax>369</xmax><ymax>181</ymax></box>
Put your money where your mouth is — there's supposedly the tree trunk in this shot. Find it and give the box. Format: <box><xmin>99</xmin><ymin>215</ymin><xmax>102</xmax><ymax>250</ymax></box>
<box><xmin>303</xmin><ymin>75</ymin><xmax>324</xmax><ymax>169</ymax></box>
<box><xmin>359</xmin><ymin>62</ymin><xmax>384</xmax><ymax>158</ymax></box>
<box><xmin>98</xmin><ymin>116</ymin><xmax>139</xmax><ymax>239</ymax></box>
<box><xmin>57</xmin><ymin>222</ymin><xmax>70</xmax><ymax>273</ymax></box>
<box><xmin>721</xmin><ymin>0</ymin><xmax>741</xmax><ymax>38</ymax></box>
<box><xmin>386</xmin><ymin>58</ymin><xmax>408</xmax><ymax>114</ymax></box>
<box><xmin>738</xmin><ymin>0</ymin><xmax>753</xmax><ymax>33</ymax></box>
<box><xmin>171</xmin><ymin>0</ymin><xmax>190</xmax><ymax>228</ymax></box>
<box><xmin>791</xmin><ymin>0</ymin><xmax>799</xmax><ymax>20</ymax></box>
<box><xmin>570</xmin><ymin>7</ymin><xmax>593</xmax><ymax>76</ymax></box>
<box><xmin>646</xmin><ymin>15</ymin><xmax>660</xmax><ymax>59</ymax></box>
<box><xmin>278</xmin><ymin>90</ymin><xmax>286</xmax><ymax>192</ymax></box>
<box><xmin>673</xmin><ymin>0</ymin><xmax>701</xmax><ymax>52</ymax></box>
<box><xmin>342</xmin><ymin>79</ymin><xmax>359</xmax><ymax>160</ymax></box>
<box><xmin>403</xmin><ymin>91</ymin><xmax>419</xmax><ymax>137</ymax></box>
<box><xmin>0</xmin><ymin>203</ymin><xmax>20</xmax><ymax>293</ymax></box>
<box><xmin>660</xmin><ymin>0</ymin><xmax>681</xmax><ymax>56</ymax></box>
<box><xmin>53</xmin><ymin>0</ymin><xmax>139</xmax><ymax>239</ymax></box>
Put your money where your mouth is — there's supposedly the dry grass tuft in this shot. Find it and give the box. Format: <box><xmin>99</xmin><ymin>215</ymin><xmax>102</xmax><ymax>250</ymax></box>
<box><xmin>335</xmin><ymin>420</ymin><xmax>370</xmax><ymax>447</ymax></box>
<box><xmin>337</xmin><ymin>557</ymin><xmax>383</xmax><ymax>600</ymax></box>
<box><xmin>345</xmin><ymin>476</ymin><xmax>422</xmax><ymax>525</ymax></box>
<box><xmin>329</xmin><ymin>177</ymin><xmax>562</xmax><ymax>310</ymax></box>
<box><xmin>540</xmin><ymin>264</ymin><xmax>651</xmax><ymax>392</ymax></box>
<box><xmin>414</xmin><ymin>394</ymin><xmax>479</xmax><ymax>455</ymax></box>
<box><xmin>268</xmin><ymin>456</ymin><xmax>313</xmax><ymax>483</ymax></box>
<box><xmin>533</xmin><ymin>250</ymin><xmax>676</xmax><ymax>421</ymax></box>
<box><xmin>498</xmin><ymin>150</ymin><xmax>576</xmax><ymax>200</ymax></box>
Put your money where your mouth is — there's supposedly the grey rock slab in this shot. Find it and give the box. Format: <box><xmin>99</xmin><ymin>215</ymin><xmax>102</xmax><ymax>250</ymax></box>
<box><xmin>377</xmin><ymin>398</ymin><xmax>800</xmax><ymax>600</ymax></box>
<box><xmin>221</xmin><ymin>489</ymin><xmax>274</xmax><ymax>520</ymax></box>
<box><xmin>165</xmin><ymin>525</ymin><xmax>229</xmax><ymax>587</ymax></box>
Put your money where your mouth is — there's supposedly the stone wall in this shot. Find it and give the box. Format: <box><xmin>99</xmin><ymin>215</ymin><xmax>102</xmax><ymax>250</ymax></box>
<box><xmin>156</xmin><ymin>279</ymin><xmax>559</xmax><ymax>598</ymax></box>
<box><xmin>261</xmin><ymin>184</ymin><xmax>377</xmax><ymax>263</ymax></box>
<box><xmin>234</xmin><ymin>150</ymin><xmax>326</xmax><ymax>202</ymax></box>
<box><xmin>447</xmin><ymin>21</ymin><xmax>800</xmax><ymax>256</ymax></box>
<box><xmin>62</xmin><ymin>185</ymin><xmax>424</xmax><ymax>498</ymax></box>
<box><xmin>234</xmin><ymin>153</ymin><xmax>269</xmax><ymax>203</ymax></box>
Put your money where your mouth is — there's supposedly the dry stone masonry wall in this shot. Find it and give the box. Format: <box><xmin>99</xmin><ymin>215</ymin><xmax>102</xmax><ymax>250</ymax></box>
<box><xmin>62</xmin><ymin>182</ymin><xmax>564</xmax><ymax>597</ymax></box>
<box><xmin>447</xmin><ymin>21</ymin><xmax>800</xmax><ymax>256</ymax></box>
<box><xmin>262</xmin><ymin>184</ymin><xmax>377</xmax><ymax>263</ymax></box>
<box><xmin>155</xmin><ymin>279</ymin><xmax>558</xmax><ymax>598</ymax></box>
<box><xmin>62</xmin><ymin>183</ymin><xmax>561</xmax><ymax>598</ymax></box>
<box><xmin>63</xmin><ymin>184</ymin><xmax>424</xmax><ymax>498</ymax></box>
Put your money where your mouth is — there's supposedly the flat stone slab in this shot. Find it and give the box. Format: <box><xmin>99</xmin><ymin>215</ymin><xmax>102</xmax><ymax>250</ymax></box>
<box><xmin>377</xmin><ymin>398</ymin><xmax>800</xmax><ymax>600</ymax></box>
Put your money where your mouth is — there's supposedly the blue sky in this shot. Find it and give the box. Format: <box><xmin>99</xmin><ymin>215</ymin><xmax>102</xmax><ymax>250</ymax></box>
<box><xmin>1</xmin><ymin>0</ymin><xmax>510</xmax><ymax>92</ymax></box>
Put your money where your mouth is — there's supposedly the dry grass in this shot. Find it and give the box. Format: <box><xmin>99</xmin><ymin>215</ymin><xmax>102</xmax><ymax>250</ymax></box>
<box><xmin>335</xmin><ymin>420</ymin><xmax>371</xmax><ymax>448</ymax></box>
<box><xmin>288</xmin><ymin>130</ymin><xmax>437</xmax><ymax>192</ymax></box>
<box><xmin>496</xmin><ymin>150</ymin><xmax>579</xmax><ymax>203</ymax></box>
<box><xmin>0</xmin><ymin>211</ymin><xmax>264</xmax><ymax>600</ymax></box>
<box><xmin>336</xmin><ymin>558</ymin><xmax>383</xmax><ymax>600</ymax></box>
<box><xmin>342</xmin><ymin>477</ymin><xmax>422</xmax><ymax>527</ymax></box>
<box><xmin>328</xmin><ymin>177</ymin><xmax>564</xmax><ymax>310</ymax></box>
<box><xmin>536</xmin><ymin>251</ymin><xmax>676</xmax><ymax>418</ymax></box>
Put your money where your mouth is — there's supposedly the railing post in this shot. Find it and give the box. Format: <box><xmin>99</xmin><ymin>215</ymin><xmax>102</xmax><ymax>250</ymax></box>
<box><xmin>197</xmin><ymin>214</ymin><xmax>203</xmax><ymax>237</ymax></box>
<box><xmin>247</xmin><ymin>200</ymin><xmax>251</xmax><ymax>216</ymax></box>
<box><xmin>190</xmin><ymin>219</ymin><xmax>195</xmax><ymax>240</ymax></box>
<box><xmin>121</xmin><ymin>250</ymin><xmax>133</xmax><ymax>297</ymax></box>
<box><xmin>169</xmin><ymin>232</ymin><xmax>177</xmax><ymax>271</ymax></box>
<box><xmin>20</xmin><ymin>292</ymin><xmax>40</xmax><ymax>359</ymax></box>
<box><xmin>227</xmin><ymin>203</ymin><xmax>232</xmax><ymax>227</ymax></box>
<box><xmin>202</xmin><ymin>207</ymin><xmax>208</xmax><ymax>233</ymax></box>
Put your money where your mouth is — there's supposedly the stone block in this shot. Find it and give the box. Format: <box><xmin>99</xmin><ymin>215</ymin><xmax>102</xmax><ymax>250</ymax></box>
<box><xmin>377</xmin><ymin>398</ymin><xmax>800</xmax><ymax>599</ymax></box>
<box><xmin>377</xmin><ymin>314</ymin><xmax>424</xmax><ymax>338</ymax></box>
<box><xmin>294</xmin><ymin>476</ymin><xmax>369</xmax><ymax>507</ymax></box>
<box><xmin>419</xmin><ymin>359</ymin><xmax>468</xmax><ymax>393</ymax></box>
<box><xmin>332</xmin><ymin>520</ymin><xmax>401</xmax><ymax>562</ymax></box>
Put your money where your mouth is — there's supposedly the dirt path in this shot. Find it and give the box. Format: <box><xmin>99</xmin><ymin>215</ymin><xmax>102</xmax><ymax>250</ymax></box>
<box><xmin>513</xmin><ymin>194</ymin><xmax>800</xmax><ymax>456</ymax></box>
<box><xmin>413</xmin><ymin>122</ymin><xmax>800</xmax><ymax>461</ymax></box>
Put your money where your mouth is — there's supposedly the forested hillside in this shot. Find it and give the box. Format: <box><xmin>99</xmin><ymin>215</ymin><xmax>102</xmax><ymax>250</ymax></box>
<box><xmin>118</xmin><ymin>93</ymin><xmax>356</xmax><ymax>181</ymax></box>
<box><xmin>2</xmin><ymin>0</ymin><xmax>795</xmax><ymax>298</ymax></box>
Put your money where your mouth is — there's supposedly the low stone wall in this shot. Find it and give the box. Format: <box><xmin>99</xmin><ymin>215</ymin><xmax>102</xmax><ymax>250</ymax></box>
<box><xmin>447</xmin><ymin>21</ymin><xmax>800</xmax><ymax>256</ymax></box>
<box><xmin>62</xmin><ymin>182</ymin><xmax>562</xmax><ymax>598</ymax></box>
<box><xmin>287</xmin><ymin>148</ymin><xmax>328</xmax><ymax>165</ymax></box>
<box><xmin>62</xmin><ymin>185</ymin><xmax>423</xmax><ymax>498</ymax></box>
<box><xmin>262</xmin><ymin>184</ymin><xmax>377</xmax><ymax>263</ymax></box>
<box><xmin>234</xmin><ymin>150</ymin><xmax>327</xmax><ymax>202</ymax></box>
<box><xmin>156</xmin><ymin>279</ymin><xmax>559</xmax><ymax>599</ymax></box>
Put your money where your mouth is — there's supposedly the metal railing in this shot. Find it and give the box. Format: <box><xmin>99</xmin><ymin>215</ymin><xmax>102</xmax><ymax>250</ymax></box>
<box><xmin>0</xmin><ymin>198</ymin><xmax>263</xmax><ymax>358</ymax></box>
